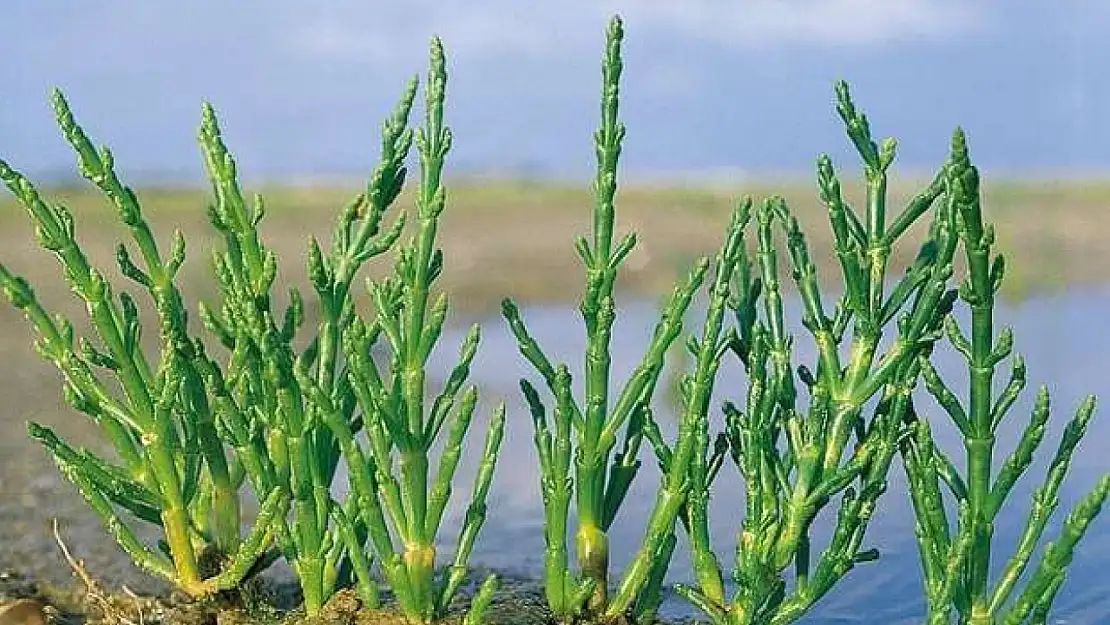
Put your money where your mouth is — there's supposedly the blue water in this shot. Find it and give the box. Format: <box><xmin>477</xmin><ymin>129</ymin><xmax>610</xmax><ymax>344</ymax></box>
<box><xmin>344</xmin><ymin>286</ymin><xmax>1110</xmax><ymax>623</ymax></box>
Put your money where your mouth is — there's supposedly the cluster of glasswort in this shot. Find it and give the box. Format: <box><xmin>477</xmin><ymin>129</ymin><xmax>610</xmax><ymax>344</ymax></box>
<box><xmin>0</xmin><ymin>34</ymin><xmax>500</xmax><ymax>625</ymax></box>
<box><xmin>1</xmin><ymin>13</ymin><xmax>1107</xmax><ymax>625</ymax></box>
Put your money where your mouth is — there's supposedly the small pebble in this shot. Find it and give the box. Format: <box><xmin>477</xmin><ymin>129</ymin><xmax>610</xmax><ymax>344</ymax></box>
<box><xmin>0</xmin><ymin>599</ymin><xmax>47</xmax><ymax>625</ymax></box>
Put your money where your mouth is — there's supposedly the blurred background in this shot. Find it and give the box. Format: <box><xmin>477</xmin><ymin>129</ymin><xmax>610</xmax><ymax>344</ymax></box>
<box><xmin>3</xmin><ymin>1</ymin><xmax>1109</xmax><ymax>182</ymax></box>
<box><xmin>2</xmin><ymin>3</ymin><xmax>1110</xmax><ymax>624</ymax></box>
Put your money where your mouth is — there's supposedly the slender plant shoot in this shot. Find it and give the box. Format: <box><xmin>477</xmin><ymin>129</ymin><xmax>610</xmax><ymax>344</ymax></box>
<box><xmin>674</xmin><ymin>82</ymin><xmax>958</xmax><ymax>625</ymax></box>
<box><xmin>900</xmin><ymin>129</ymin><xmax>1110</xmax><ymax>625</ymax></box>
<box><xmin>502</xmin><ymin>15</ymin><xmax>713</xmax><ymax>622</ymax></box>
<box><xmin>304</xmin><ymin>37</ymin><xmax>506</xmax><ymax>624</ymax></box>
<box><xmin>0</xmin><ymin>93</ymin><xmax>288</xmax><ymax>598</ymax></box>
<box><xmin>191</xmin><ymin>75</ymin><xmax>412</xmax><ymax>614</ymax></box>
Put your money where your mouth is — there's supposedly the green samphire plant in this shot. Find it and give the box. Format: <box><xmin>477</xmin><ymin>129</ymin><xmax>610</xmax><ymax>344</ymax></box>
<box><xmin>899</xmin><ymin>130</ymin><xmax>1110</xmax><ymax>625</ymax></box>
<box><xmin>675</xmin><ymin>82</ymin><xmax>960</xmax><ymax>625</ymax></box>
<box><xmin>500</xmin><ymin>16</ymin><xmax>706</xmax><ymax>623</ymax></box>
<box><xmin>0</xmin><ymin>91</ymin><xmax>287</xmax><ymax>598</ymax></box>
<box><xmin>502</xmin><ymin>17</ymin><xmax>763</xmax><ymax>624</ymax></box>
<box><xmin>1</xmin><ymin>11</ymin><xmax>1108</xmax><ymax>625</ymax></box>
<box><xmin>1</xmin><ymin>33</ymin><xmax>501</xmax><ymax>625</ymax></box>
<box><xmin>299</xmin><ymin>36</ymin><xmax>506</xmax><ymax>623</ymax></box>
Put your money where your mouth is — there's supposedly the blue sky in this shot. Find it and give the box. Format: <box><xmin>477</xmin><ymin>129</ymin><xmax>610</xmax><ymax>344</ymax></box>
<box><xmin>1</xmin><ymin>2</ymin><xmax>1107</xmax><ymax>184</ymax></box>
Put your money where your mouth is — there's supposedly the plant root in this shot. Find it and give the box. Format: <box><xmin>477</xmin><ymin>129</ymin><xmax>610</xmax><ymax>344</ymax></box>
<box><xmin>52</xmin><ymin>519</ymin><xmax>164</xmax><ymax>625</ymax></box>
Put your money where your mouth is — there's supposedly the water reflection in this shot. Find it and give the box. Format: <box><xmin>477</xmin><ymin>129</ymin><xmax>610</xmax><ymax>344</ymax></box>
<box><xmin>338</xmin><ymin>287</ymin><xmax>1110</xmax><ymax>623</ymax></box>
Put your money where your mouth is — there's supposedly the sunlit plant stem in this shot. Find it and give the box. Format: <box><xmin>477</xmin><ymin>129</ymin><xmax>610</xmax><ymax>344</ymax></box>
<box><xmin>674</xmin><ymin>81</ymin><xmax>958</xmax><ymax>625</ymax></box>
<box><xmin>901</xmin><ymin>129</ymin><xmax>1110</xmax><ymax>625</ymax></box>
<box><xmin>0</xmin><ymin>92</ymin><xmax>287</xmax><ymax>597</ymax></box>
<box><xmin>502</xmin><ymin>15</ymin><xmax>714</xmax><ymax>622</ymax></box>
<box><xmin>303</xmin><ymin>36</ymin><xmax>505</xmax><ymax>624</ymax></box>
<box><xmin>192</xmin><ymin>79</ymin><xmax>411</xmax><ymax>614</ymax></box>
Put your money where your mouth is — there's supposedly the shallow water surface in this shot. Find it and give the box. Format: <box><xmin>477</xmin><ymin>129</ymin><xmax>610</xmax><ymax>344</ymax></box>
<box><xmin>406</xmin><ymin>286</ymin><xmax>1110</xmax><ymax>623</ymax></box>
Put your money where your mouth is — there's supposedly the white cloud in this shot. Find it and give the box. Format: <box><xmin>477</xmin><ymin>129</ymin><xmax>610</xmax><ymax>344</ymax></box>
<box><xmin>617</xmin><ymin>0</ymin><xmax>981</xmax><ymax>47</ymax></box>
<box><xmin>293</xmin><ymin>22</ymin><xmax>401</xmax><ymax>63</ymax></box>
<box><xmin>289</xmin><ymin>3</ymin><xmax>572</xmax><ymax>64</ymax></box>
<box><xmin>289</xmin><ymin>0</ymin><xmax>984</xmax><ymax>64</ymax></box>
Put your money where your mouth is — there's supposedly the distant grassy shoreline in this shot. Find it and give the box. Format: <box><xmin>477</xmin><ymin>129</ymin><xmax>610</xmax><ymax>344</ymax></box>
<box><xmin>3</xmin><ymin>178</ymin><xmax>1108</xmax><ymax>317</ymax></box>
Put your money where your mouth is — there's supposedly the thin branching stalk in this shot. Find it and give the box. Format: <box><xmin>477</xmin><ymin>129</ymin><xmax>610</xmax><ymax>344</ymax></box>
<box><xmin>308</xmin><ymin>37</ymin><xmax>505</xmax><ymax>625</ymax></box>
<box><xmin>675</xmin><ymin>82</ymin><xmax>958</xmax><ymax>625</ymax></box>
<box><xmin>503</xmin><ymin>15</ymin><xmax>712</xmax><ymax>622</ymax></box>
<box><xmin>192</xmin><ymin>78</ymin><xmax>411</xmax><ymax>614</ymax></box>
<box><xmin>0</xmin><ymin>92</ymin><xmax>289</xmax><ymax>597</ymax></box>
<box><xmin>901</xmin><ymin>129</ymin><xmax>1110</xmax><ymax>625</ymax></box>
<box><xmin>606</xmin><ymin>200</ymin><xmax>751</xmax><ymax>623</ymax></box>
